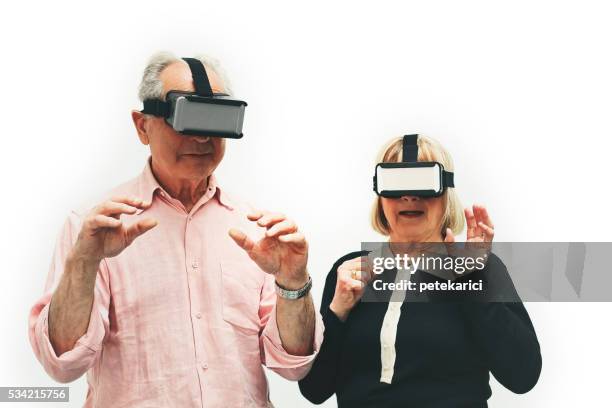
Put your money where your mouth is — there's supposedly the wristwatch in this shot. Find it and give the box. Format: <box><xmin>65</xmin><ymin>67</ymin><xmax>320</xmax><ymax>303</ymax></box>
<box><xmin>275</xmin><ymin>276</ymin><xmax>312</xmax><ymax>300</ymax></box>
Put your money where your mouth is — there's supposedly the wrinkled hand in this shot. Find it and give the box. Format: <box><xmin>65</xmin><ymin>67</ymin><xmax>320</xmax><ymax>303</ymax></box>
<box><xmin>444</xmin><ymin>204</ymin><xmax>494</xmax><ymax>274</ymax></box>
<box><xmin>72</xmin><ymin>197</ymin><xmax>158</xmax><ymax>264</ymax></box>
<box><xmin>229</xmin><ymin>211</ymin><xmax>308</xmax><ymax>289</ymax></box>
<box><xmin>445</xmin><ymin>204</ymin><xmax>495</xmax><ymax>243</ymax></box>
<box><xmin>329</xmin><ymin>257</ymin><xmax>373</xmax><ymax>322</ymax></box>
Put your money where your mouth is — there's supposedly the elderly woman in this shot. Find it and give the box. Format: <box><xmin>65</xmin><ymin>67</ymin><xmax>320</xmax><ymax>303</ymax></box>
<box><xmin>299</xmin><ymin>135</ymin><xmax>541</xmax><ymax>407</ymax></box>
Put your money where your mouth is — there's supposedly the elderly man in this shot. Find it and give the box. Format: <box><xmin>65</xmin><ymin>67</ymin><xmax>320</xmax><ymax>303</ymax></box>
<box><xmin>28</xmin><ymin>52</ymin><xmax>323</xmax><ymax>407</ymax></box>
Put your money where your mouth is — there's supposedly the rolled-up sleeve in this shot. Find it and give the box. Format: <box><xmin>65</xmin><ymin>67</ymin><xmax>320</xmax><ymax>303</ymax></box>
<box><xmin>28</xmin><ymin>212</ymin><xmax>110</xmax><ymax>383</ymax></box>
<box><xmin>259</xmin><ymin>275</ymin><xmax>324</xmax><ymax>381</ymax></box>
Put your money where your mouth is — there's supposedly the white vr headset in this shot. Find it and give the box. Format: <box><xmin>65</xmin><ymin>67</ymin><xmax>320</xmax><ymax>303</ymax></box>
<box><xmin>373</xmin><ymin>134</ymin><xmax>455</xmax><ymax>198</ymax></box>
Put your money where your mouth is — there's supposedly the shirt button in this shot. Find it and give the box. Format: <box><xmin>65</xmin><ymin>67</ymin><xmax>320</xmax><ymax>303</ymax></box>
<box><xmin>188</xmin><ymin>216</ymin><xmax>193</xmax><ymax>221</ymax></box>
<box><xmin>202</xmin><ymin>363</ymin><xmax>208</xmax><ymax>369</ymax></box>
<box><xmin>192</xmin><ymin>261</ymin><xmax>199</xmax><ymax>269</ymax></box>
<box><xmin>195</xmin><ymin>313</ymin><xmax>202</xmax><ymax>319</ymax></box>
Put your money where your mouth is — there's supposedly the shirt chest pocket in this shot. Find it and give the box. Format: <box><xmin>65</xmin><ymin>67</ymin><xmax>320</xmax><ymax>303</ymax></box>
<box><xmin>220</xmin><ymin>260</ymin><xmax>264</xmax><ymax>334</ymax></box>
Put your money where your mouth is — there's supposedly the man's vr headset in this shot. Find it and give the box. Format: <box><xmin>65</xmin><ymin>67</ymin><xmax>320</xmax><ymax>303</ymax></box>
<box><xmin>373</xmin><ymin>134</ymin><xmax>455</xmax><ymax>198</ymax></box>
<box><xmin>141</xmin><ymin>57</ymin><xmax>247</xmax><ymax>139</ymax></box>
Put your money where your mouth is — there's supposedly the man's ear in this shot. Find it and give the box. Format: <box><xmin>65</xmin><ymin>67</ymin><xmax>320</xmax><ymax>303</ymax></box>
<box><xmin>131</xmin><ymin>110</ymin><xmax>150</xmax><ymax>145</ymax></box>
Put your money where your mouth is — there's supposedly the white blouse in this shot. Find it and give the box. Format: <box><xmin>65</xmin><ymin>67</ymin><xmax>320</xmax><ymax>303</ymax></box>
<box><xmin>377</xmin><ymin>246</ymin><xmax>414</xmax><ymax>384</ymax></box>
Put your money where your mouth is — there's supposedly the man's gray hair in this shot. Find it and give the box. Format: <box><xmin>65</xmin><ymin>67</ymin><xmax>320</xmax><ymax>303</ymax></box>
<box><xmin>137</xmin><ymin>51</ymin><xmax>234</xmax><ymax>102</ymax></box>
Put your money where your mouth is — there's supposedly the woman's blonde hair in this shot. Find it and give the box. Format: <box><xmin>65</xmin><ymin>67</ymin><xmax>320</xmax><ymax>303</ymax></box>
<box><xmin>371</xmin><ymin>135</ymin><xmax>465</xmax><ymax>238</ymax></box>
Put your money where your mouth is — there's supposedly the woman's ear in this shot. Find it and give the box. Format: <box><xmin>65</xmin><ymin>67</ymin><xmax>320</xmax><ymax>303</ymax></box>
<box><xmin>131</xmin><ymin>110</ymin><xmax>150</xmax><ymax>145</ymax></box>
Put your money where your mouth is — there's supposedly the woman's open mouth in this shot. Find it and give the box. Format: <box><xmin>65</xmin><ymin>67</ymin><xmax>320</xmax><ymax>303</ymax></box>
<box><xmin>398</xmin><ymin>210</ymin><xmax>424</xmax><ymax>218</ymax></box>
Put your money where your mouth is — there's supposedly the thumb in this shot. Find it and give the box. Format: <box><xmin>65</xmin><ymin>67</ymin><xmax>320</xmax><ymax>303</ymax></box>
<box><xmin>444</xmin><ymin>228</ymin><xmax>456</xmax><ymax>244</ymax></box>
<box><xmin>126</xmin><ymin>218</ymin><xmax>157</xmax><ymax>245</ymax></box>
<box><xmin>228</xmin><ymin>228</ymin><xmax>256</xmax><ymax>252</ymax></box>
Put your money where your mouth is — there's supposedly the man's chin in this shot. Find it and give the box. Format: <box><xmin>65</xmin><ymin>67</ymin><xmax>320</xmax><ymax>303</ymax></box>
<box><xmin>179</xmin><ymin>154</ymin><xmax>215</xmax><ymax>168</ymax></box>
<box><xmin>176</xmin><ymin>158</ymin><xmax>213</xmax><ymax>174</ymax></box>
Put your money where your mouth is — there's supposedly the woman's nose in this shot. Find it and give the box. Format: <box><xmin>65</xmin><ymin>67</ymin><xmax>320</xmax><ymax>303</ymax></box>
<box><xmin>400</xmin><ymin>195</ymin><xmax>420</xmax><ymax>201</ymax></box>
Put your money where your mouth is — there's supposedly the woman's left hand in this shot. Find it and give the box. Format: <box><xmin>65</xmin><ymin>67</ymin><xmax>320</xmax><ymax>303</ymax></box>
<box><xmin>444</xmin><ymin>204</ymin><xmax>495</xmax><ymax>243</ymax></box>
<box><xmin>444</xmin><ymin>205</ymin><xmax>494</xmax><ymax>274</ymax></box>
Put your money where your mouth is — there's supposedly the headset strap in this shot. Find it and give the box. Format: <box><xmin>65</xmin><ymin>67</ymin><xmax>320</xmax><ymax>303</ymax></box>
<box><xmin>182</xmin><ymin>57</ymin><xmax>213</xmax><ymax>97</ymax></box>
<box><xmin>442</xmin><ymin>170</ymin><xmax>454</xmax><ymax>188</ymax></box>
<box><xmin>402</xmin><ymin>134</ymin><xmax>419</xmax><ymax>162</ymax></box>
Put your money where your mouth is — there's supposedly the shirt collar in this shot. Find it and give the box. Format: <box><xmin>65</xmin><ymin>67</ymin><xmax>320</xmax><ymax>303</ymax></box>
<box><xmin>207</xmin><ymin>173</ymin><xmax>235</xmax><ymax>210</ymax></box>
<box><xmin>136</xmin><ymin>157</ymin><xmax>234</xmax><ymax>213</ymax></box>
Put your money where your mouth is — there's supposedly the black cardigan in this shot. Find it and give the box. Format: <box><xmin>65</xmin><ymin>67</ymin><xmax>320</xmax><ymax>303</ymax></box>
<box><xmin>299</xmin><ymin>251</ymin><xmax>542</xmax><ymax>408</ymax></box>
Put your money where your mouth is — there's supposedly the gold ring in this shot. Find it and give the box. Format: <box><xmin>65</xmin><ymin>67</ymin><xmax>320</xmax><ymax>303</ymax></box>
<box><xmin>351</xmin><ymin>270</ymin><xmax>358</xmax><ymax>280</ymax></box>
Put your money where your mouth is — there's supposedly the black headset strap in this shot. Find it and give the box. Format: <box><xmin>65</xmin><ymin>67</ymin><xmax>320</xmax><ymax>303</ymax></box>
<box><xmin>403</xmin><ymin>134</ymin><xmax>455</xmax><ymax>188</ymax></box>
<box><xmin>443</xmin><ymin>171</ymin><xmax>454</xmax><ymax>188</ymax></box>
<box><xmin>182</xmin><ymin>57</ymin><xmax>213</xmax><ymax>97</ymax></box>
<box><xmin>402</xmin><ymin>134</ymin><xmax>419</xmax><ymax>162</ymax></box>
<box><xmin>141</xmin><ymin>57</ymin><xmax>213</xmax><ymax>116</ymax></box>
<box><xmin>141</xmin><ymin>99</ymin><xmax>169</xmax><ymax>116</ymax></box>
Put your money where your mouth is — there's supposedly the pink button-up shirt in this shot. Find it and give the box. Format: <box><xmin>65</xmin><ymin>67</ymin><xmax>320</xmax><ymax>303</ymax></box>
<box><xmin>28</xmin><ymin>160</ymin><xmax>324</xmax><ymax>408</ymax></box>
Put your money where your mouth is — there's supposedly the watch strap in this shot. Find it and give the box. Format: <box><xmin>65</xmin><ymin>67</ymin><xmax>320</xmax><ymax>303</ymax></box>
<box><xmin>275</xmin><ymin>276</ymin><xmax>312</xmax><ymax>300</ymax></box>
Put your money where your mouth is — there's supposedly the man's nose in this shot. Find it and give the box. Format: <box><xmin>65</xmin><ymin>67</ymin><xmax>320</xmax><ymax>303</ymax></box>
<box><xmin>189</xmin><ymin>136</ymin><xmax>210</xmax><ymax>143</ymax></box>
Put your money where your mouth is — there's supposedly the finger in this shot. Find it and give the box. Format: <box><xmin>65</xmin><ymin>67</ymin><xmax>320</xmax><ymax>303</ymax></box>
<box><xmin>97</xmin><ymin>201</ymin><xmax>139</xmax><ymax>217</ymax></box>
<box><xmin>473</xmin><ymin>205</ymin><xmax>491</xmax><ymax>233</ymax></box>
<box><xmin>257</xmin><ymin>213</ymin><xmax>286</xmax><ymax>228</ymax></box>
<box><xmin>360</xmin><ymin>258</ymin><xmax>375</xmax><ymax>275</ymax></box>
<box><xmin>277</xmin><ymin>232</ymin><xmax>307</xmax><ymax>249</ymax></box>
<box><xmin>344</xmin><ymin>257</ymin><xmax>375</xmax><ymax>281</ymax></box>
<box><xmin>347</xmin><ymin>278</ymin><xmax>364</xmax><ymax>290</ymax></box>
<box><xmin>228</xmin><ymin>228</ymin><xmax>256</xmax><ymax>252</ymax></box>
<box><xmin>475</xmin><ymin>204</ymin><xmax>494</xmax><ymax>229</ymax></box>
<box><xmin>478</xmin><ymin>221</ymin><xmax>495</xmax><ymax>241</ymax></box>
<box><xmin>339</xmin><ymin>265</ymin><xmax>369</xmax><ymax>287</ymax></box>
<box><xmin>125</xmin><ymin>218</ymin><xmax>158</xmax><ymax>245</ymax></box>
<box><xmin>464</xmin><ymin>207</ymin><xmax>477</xmax><ymax>239</ymax></box>
<box><xmin>110</xmin><ymin>196</ymin><xmax>152</xmax><ymax>209</ymax></box>
<box><xmin>87</xmin><ymin>214</ymin><xmax>122</xmax><ymax>230</ymax></box>
<box><xmin>472</xmin><ymin>206</ymin><xmax>484</xmax><ymax>238</ymax></box>
<box><xmin>349</xmin><ymin>269</ymin><xmax>372</xmax><ymax>284</ymax></box>
<box><xmin>266</xmin><ymin>219</ymin><xmax>297</xmax><ymax>238</ymax></box>
<box><xmin>361</xmin><ymin>270</ymin><xmax>375</xmax><ymax>284</ymax></box>
<box><xmin>472</xmin><ymin>205</ymin><xmax>484</xmax><ymax>228</ymax></box>
<box><xmin>246</xmin><ymin>210</ymin><xmax>264</xmax><ymax>222</ymax></box>
<box><xmin>444</xmin><ymin>228</ymin><xmax>456</xmax><ymax>243</ymax></box>
<box><xmin>345</xmin><ymin>256</ymin><xmax>373</xmax><ymax>275</ymax></box>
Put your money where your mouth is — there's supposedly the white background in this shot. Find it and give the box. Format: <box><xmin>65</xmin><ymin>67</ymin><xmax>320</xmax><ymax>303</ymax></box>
<box><xmin>1</xmin><ymin>0</ymin><xmax>611</xmax><ymax>407</ymax></box>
